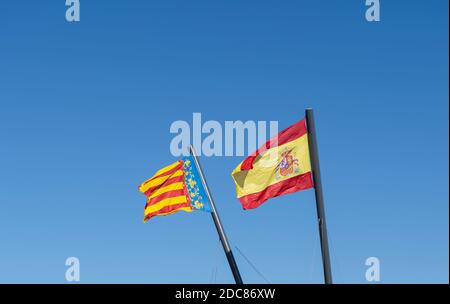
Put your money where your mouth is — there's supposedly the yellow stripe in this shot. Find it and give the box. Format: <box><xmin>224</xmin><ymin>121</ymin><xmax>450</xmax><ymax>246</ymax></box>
<box><xmin>143</xmin><ymin>206</ymin><xmax>192</xmax><ymax>222</ymax></box>
<box><xmin>148</xmin><ymin>182</ymin><xmax>184</xmax><ymax>199</ymax></box>
<box><xmin>144</xmin><ymin>195</ymin><xmax>188</xmax><ymax>216</ymax></box>
<box><xmin>152</xmin><ymin>161</ymin><xmax>181</xmax><ymax>177</ymax></box>
<box><xmin>139</xmin><ymin>169</ymin><xmax>184</xmax><ymax>193</ymax></box>
<box><xmin>232</xmin><ymin>134</ymin><xmax>311</xmax><ymax>198</ymax></box>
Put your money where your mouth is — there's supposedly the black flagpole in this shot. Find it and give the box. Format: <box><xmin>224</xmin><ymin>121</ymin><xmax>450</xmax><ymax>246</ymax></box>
<box><xmin>189</xmin><ymin>145</ymin><xmax>244</xmax><ymax>284</ymax></box>
<box><xmin>305</xmin><ymin>108</ymin><xmax>333</xmax><ymax>284</ymax></box>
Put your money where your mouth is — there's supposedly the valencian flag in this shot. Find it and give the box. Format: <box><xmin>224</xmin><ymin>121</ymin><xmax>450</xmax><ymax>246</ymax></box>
<box><xmin>138</xmin><ymin>156</ymin><xmax>211</xmax><ymax>222</ymax></box>
<box><xmin>138</xmin><ymin>146</ymin><xmax>244</xmax><ymax>284</ymax></box>
<box><xmin>231</xmin><ymin>118</ymin><xmax>313</xmax><ymax>210</ymax></box>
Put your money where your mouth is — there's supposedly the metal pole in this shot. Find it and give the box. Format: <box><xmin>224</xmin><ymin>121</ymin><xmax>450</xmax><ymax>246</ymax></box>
<box><xmin>189</xmin><ymin>145</ymin><xmax>244</xmax><ymax>284</ymax></box>
<box><xmin>305</xmin><ymin>108</ymin><xmax>333</xmax><ymax>284</ymax></box>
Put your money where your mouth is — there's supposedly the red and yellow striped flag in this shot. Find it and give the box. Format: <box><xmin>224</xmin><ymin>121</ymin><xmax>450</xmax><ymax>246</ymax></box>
<box><xmin>232</xmin><ymin>119</ymin><xmax>313</xmax><ymax>210</ymax></box>
<box><xmin>138</xmin><ymin>160</ymin><xmax>192</xmax><ymax>222</ymax></box>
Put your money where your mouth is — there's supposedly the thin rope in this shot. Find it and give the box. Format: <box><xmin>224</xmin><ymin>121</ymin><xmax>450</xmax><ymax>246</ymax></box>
<box><xmin>209</xmin><ymin>267</ymin><xmax>215</xmax><ymax>284</ymax></box>
<box><xmin>235</xmin><ymin>246</ymin><xmax>271</xmax><ymax>284</ymax></box>
<box><xmin>213</xmin><ymin>266</ymin><xmax>218</xmax><ymax>284</ymax></box>
<box><xmin>209</xmin><ymin>239</ymin><xmax>222</xmax><ymax>283</ymax></box>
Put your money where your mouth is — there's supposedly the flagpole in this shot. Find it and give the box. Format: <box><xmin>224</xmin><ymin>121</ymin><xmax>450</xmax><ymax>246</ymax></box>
<box><xmin>305</xmin><ymin>108</ymin><xmax>333</xmax><ymax>284</ymax></box>
<box><xmin>189</xmin><ymin>145</ymin><xmax>244</xmax><ymax>284</ymax></box>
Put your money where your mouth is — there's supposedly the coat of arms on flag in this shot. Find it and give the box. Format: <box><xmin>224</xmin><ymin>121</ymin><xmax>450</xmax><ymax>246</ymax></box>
<box><xmin>231</xmin><ymin>118</ymin><xmax>314</xmax><ymax>210</ymax></box>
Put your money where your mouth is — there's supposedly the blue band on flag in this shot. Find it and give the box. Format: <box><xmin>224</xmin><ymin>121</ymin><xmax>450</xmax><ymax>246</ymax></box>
<box><xmin>182</xmin><ymin>156</ymin><xmax>212</xmax><ymax>213</ymax></box>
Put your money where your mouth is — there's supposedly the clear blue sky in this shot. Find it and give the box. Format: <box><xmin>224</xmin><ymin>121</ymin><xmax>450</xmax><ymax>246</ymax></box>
<box><xmin>0</xmin><ymin>1</ymin><xmax>448</xmax><ymax>283</ymax></box>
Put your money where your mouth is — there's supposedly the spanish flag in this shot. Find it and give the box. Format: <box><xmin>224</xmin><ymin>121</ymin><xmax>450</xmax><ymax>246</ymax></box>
<box><xmin>231</xmin><ymin>119</ymin><xmax>313</xmax><ymax>210</ymax></box>
<box><xmin>138</xmin><ymin>160</ymin><xmax>192</xmax><ymax>222</ymax></box>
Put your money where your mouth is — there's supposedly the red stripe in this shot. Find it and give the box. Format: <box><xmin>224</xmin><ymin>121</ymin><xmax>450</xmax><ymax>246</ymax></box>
<box><xmin>238</xmin><ymin>172</ymin><xmax>313</xmax><ymax>210</ymax></box>
<box><xmin>149</xmin><ymin>161</ymin><xmax>183</xmax><ymax>181</ymax></box>
<box><xmin>145</xmin><ymin>189</ymin><xmax>187</xmax><ymax>207</ymax></box>
<box><xmin>144</xmin><ymin>202</ymin><xmax>192</xmax><ymax>221</ymax></box>
<box><xmin>241</xmin><ymin>119</ymin><xmax>308</xmax><ymax>170</ymax></box>
<box><xmin>144</xmin><ymin>175</ymin><xmax>185</xmax><ymax>197</ymax></box>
